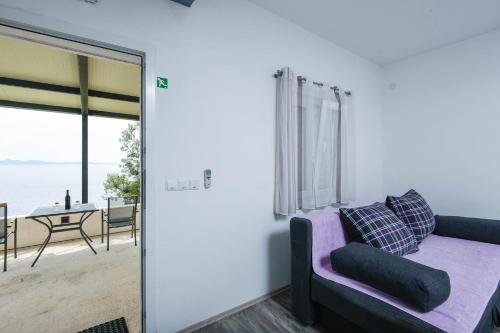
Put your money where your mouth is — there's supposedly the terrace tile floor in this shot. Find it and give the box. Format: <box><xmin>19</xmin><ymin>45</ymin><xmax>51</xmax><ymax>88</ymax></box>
<box><xmin>0</xmin><ymin>232</ymin><xmax>140</xmax><ymax>333</ymax></box>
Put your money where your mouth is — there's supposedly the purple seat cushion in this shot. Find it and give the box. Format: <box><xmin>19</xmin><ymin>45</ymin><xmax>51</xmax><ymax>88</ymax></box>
<box><xmin>305</xmin><ymin>210</ymin><xmax>500</xmax><ymax>333</ymax></box>
<box><xmin>339</xmin><ymin>202</ymin><xmax>419</xmax><ymax>256</ymax></box>
<box><xmin>386</xmin><ymin>189</ymin><xmax>436</xmax><ymax>243</ymax></box>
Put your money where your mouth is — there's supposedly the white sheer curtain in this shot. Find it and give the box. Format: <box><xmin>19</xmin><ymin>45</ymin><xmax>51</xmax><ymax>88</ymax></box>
<box><xmin>274</xmin><ymin>68</ymin><xmax>353</xmax><ymax>215</ymax></box>
<box><xmin>299</xmin><ymin>82</ymin><xmax>353</xmax><ymax>209</ymax></box>
<box><xmin>339</xmin><ymin>91</ymin><xmax>354</xmax><ymax>204</ymax></box>
<box><xmin>299</xmin><ymin>83</ymin><xmax>336</xmax><ymax>208</ymax></box>
<box><xmin>274</xmin><ymin>67</ymin><xmax>299</xmax><ymax>215</ymax></box>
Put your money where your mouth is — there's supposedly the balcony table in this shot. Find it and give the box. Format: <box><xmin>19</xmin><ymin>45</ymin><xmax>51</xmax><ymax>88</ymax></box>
<box><xmin>25</xmin><ymin>203</ymin><xmax>98</xmax><ymax>267</ymax></box>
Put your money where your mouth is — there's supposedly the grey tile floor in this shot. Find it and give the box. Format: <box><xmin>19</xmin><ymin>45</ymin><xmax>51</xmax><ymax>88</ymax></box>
<box><xmin>195</xmin><ymin>289</ymin><xmax>500</xmax><ymax>333</ymax></box>
<box><xmin>194</xmin><ymin>289</ymin><xmax>324</xmax><ymax>333</ymax></box>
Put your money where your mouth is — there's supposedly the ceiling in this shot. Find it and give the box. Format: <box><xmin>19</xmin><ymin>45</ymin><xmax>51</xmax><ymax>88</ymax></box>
<box><xmin>248</xmin><ymin>0</ymin><xmax>500</xmax><ymax>65</ymax></box>
<box><xmin>0</xmin><ymin>36</ymin><xmax>141</xmax><ymax>119</ymax></box>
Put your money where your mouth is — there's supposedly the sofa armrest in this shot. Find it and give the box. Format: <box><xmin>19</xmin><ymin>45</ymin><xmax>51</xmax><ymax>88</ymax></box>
<box><xmin>331</xmin><ymin>242</ymin><xmax>451</xmax><ymax>312</ymax></box>
<box><xmin>290</xmin><ymin>217</ymin><xmax>316</xmax><ymax>324</ymax></box>
<box><xmin>434</xmin><ymin>215</ymin><xmax>500</xmax><ymax>245</ymax></box>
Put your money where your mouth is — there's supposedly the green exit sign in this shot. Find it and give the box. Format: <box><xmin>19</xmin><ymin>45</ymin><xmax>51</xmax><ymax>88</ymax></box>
<box><xmin>156</xmin><ymin>77</ymin><xmax>168</xmax><ymax>89</ymax></box>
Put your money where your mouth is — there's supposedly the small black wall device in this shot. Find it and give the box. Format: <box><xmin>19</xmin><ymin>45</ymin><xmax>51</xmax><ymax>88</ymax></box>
<box><xmin>171</xmin><ymin>0</ymin><xmax>195</xmax><ymax>7</ymax></box>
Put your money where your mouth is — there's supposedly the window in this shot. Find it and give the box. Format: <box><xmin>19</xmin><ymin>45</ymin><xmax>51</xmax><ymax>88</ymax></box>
<box><xmin>274</xmin><ymin>67</ymin><xmax>353</xmax><ymax>215</ymax></box>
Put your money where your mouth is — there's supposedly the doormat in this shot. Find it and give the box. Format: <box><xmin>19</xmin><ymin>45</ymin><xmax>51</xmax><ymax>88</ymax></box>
<box><xmin>78</xmin><ymin>317</ymin><xmax>129</xmax><ymax>333</ymax></box>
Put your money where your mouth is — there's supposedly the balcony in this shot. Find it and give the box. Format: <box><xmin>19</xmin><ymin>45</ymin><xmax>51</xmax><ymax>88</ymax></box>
<box><xmin>0</xmin><ymin>209</ymin><xmax>141</xmax><ymax>333</ymax></box>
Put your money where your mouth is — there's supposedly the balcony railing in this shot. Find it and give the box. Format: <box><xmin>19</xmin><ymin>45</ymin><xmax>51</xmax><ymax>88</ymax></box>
<box><xmin>1</xmin><ymin>206</ymin><xmax>141</xmax><ymax>251</ymax></box>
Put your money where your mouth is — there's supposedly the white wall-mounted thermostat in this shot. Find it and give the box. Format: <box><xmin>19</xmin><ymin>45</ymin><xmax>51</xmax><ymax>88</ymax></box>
<box><xmin>204</xmin><ymin>169</ymin><xmax>212</xmax><ymax>189</ymax></box>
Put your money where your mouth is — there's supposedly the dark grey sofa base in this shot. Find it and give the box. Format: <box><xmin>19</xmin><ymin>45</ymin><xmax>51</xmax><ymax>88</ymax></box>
<box><xmin>290</xmin><ymin>217</ymin><xmax>500</xmax><ymax>333</ymax></box>
<box><xmin>312</xmin><ymin>274</ymin><xmax>500</xmax><ymax>333</ymax></box>
<box><xmin>475</xmin><ymin>281</ymin><xmax>500</xmax><ymax>333</ymax></box>
<box><xmin>311</xmin><ymin>274</ymin><xmax>444</xmax><ymax>333</ymax></box>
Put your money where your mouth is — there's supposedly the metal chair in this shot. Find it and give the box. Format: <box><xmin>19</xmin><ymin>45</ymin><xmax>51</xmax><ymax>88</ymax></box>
<box><xmin>1</xmin><ymin>203</ymin><xmax>17</xmax><ymax>272</ymax></box>
<box><xmin>101</xmin><ymin>197</ymin><xmax>138</xmax><ymax>251</ymax></box>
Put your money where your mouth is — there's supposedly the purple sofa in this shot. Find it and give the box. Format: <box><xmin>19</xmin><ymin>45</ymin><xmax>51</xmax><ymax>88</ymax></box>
<box><xmin>290</xmin><ymin>211</ymin><xmax>500</xmax><ymax>333</ymax></box>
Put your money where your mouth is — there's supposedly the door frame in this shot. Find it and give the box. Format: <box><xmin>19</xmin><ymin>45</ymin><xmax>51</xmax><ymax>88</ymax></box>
<box><xmin>0</xmin><ymin>13</ymin><xmax>155</xmax><ymax>333</ymax></box>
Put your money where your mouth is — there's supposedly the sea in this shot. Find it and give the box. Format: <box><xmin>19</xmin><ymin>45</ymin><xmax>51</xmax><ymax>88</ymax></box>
<box><xmin>0</xmin><ymin>163</ymin><xmax>120</xmax><ymax>216</ymax></box>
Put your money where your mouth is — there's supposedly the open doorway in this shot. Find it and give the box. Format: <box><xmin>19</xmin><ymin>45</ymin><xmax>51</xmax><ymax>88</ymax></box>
<box><xmin>0</xmin><ymin>24</ymin><xmax>145</xmax><ymax>333</ymax></box>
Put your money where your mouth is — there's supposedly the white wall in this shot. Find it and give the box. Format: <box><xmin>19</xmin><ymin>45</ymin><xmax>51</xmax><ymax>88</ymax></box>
<box><xmin>0</xmin><ymin>1</ymin><xmax>384</xmax><ymax>331</ymax></box>
<box><xmin>382</xmin><ymin>29</ymin><xmax>500</xmax><ymax>219</ymax></box>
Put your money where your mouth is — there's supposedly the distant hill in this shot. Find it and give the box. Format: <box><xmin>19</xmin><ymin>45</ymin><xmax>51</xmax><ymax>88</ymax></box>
<box><xmin>0</xmin><ymin>159</ymin><xmax>117</xmax><ymax>165</ymax></box>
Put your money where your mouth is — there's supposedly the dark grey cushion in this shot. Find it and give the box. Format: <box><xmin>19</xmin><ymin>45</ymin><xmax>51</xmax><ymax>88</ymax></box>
<box><xmin>434</xmin><ymin>215</ymin><xmax>500</xmax><ymax>245</ymax></box>
<box><xmin>331</xmin><ymin>242</ymin><xmax>451</xmax><ymax>312</ymax></box>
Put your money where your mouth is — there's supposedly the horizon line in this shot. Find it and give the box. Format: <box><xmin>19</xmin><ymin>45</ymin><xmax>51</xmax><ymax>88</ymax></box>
<box><xmin>0</xmin><ymin>159</ymin><xmax>119</xmax><ymax>165</ymax></box>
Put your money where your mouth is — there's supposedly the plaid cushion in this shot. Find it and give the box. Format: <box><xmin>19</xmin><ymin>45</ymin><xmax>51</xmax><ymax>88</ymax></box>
<box><xmin>340</xmin><ymin>202</ymin><xmax>419</xmax><ymax>256</ymax></box>
<box><xmin>386</xmin><ymin>189</ymin><xmax>435</xmax><ymax>244</ymax></box>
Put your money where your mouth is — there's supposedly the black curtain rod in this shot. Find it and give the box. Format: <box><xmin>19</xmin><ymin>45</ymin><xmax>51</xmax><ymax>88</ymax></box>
<box><xmin>273</xmin><ymin>70</ymin><xmax>352</xmax><ymax>96</ymax></box>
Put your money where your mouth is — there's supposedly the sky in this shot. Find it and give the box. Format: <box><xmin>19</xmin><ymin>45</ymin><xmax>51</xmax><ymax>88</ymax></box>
<box><xmin>0</xmin><ymin>106</ymin><xmax>135</xmax><ymax>163</ymax></box>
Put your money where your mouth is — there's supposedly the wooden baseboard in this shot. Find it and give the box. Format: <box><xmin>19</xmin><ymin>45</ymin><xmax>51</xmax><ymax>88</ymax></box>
<box><xmin>177</xmin><ymin>285</ymin><xmax>290</xmax><ymax>333</ymax></box>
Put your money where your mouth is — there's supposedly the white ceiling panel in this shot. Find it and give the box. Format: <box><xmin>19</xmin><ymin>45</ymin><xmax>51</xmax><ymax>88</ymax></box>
<box><xmin>248</xmin><ymin>0</ymin><xmax>500</xmax><ymax>65</ymax></box>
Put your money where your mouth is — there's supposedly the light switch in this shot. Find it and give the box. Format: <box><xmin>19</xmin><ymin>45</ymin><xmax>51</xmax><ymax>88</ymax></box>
<box><xmin>178</xmin><ymin>179</ymin><xmax>189</xmax><ymax>191</ymax></box>
<box><xmin>167</xmin><ymin>179</ymin><xmax>201</xmax><ymax>191</ymax></box>
<box><xmin>166</xmin><ymin>180</ymin><xmax>178</xmax><ymax>191</ymax></box>
<box><xmin>189</xmin><ymin>179</ymin><xmax>200</xmax><ymax>190</ymax></box>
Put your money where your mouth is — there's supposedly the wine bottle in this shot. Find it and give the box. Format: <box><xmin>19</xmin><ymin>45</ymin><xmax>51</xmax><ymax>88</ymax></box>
<box><xmin>65</xmin><ymin>190</ymin><xmax>71</xmax><ymax>210</ymax></box>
